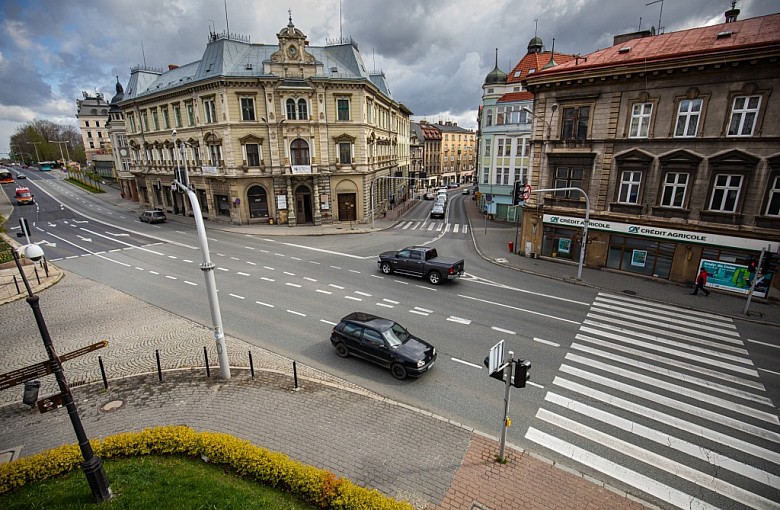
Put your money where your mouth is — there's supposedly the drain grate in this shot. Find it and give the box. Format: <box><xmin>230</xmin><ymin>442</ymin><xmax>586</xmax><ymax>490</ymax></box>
<box><xmin>622</xmin><ymin>290</ymin><xmax>637</xmax><ymax>295</ymax></box>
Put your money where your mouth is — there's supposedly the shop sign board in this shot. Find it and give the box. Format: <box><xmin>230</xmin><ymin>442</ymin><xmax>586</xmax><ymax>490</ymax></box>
<box><xmin>543</xmin><ymin>214</ymin><xmax>778</xmax><ymax>252</ymax></box>
<box><xmin>700</xmin><ymin>259</ymin><xmax>769</xmax><ymax>298</ymax></box>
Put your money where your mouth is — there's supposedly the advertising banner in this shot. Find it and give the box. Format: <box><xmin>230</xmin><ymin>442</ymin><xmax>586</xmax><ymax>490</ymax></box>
<box><xmin>700</xmin><ymin>259</ymin><xmax>768</xmax><ymax>298</ymax></box>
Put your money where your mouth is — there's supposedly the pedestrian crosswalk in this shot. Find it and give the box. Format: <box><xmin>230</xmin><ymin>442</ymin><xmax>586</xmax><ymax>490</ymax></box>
<box><xmin>393</xmin><ymin>220</ymin><xmax>469</xmax><ymax>235</ymax></box>
<box><xmin>525</xmin><ymin>291</ymin><xmax>780</xmax><ymax>510</ymax></box>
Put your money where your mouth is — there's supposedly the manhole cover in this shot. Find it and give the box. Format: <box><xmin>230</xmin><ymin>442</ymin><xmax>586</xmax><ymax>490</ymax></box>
<box><xmin>100</xmin><ymin>400</ymin><xmax>125</xmax><ymax>413</ymax></box>
<box><xmin>622</xmin><ymin>290</ymin><xmax>637</xmax><ymax>295</ymax></box>
<box><xmin>495</xmin><ymin>258</ymin><xmax>508</xmax><ymax>264</ymax></box>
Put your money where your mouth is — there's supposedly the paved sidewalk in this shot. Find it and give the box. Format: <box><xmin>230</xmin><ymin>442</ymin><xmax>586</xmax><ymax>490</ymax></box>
<box><xmin>1</xmin><ymin>176</ymin><xmax>776</xmax><ymax>509</ymax></box>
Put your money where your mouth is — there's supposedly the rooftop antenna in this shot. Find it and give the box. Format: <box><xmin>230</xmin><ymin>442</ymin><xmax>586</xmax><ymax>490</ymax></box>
<box><xmin>638</xmin><ymin>16</ymin><xmax>643</xmax><ymax>31</ymax></box>
<box><xmin>141</xmin><ymin>41</ymin><xmax>147</xmax><ymax>67</ymax></box>
<box><xmin>533</xmin><ymin>18</ymin><xmax>538</xmax><ymax>37</ymax></box>
<box><xmin>224</xmin><ymin>0</ymin><xmax>230</xmax><ymax>37</ymax></box>
<box><xmin>340</xmin><ymin>0</ymin><xmax>343</xmax><ymax>39</ymax></box>
<box><xmin>646</xmin><ymin>0</ymin><xmax>664</xmax><ymax>34</ymax></box>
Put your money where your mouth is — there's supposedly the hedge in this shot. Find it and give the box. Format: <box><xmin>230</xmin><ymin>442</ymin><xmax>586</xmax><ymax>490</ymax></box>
<box><xmin>0</xmin><ymin>425</ymin><xmax>415</xmax><ymax>510</ymax></box>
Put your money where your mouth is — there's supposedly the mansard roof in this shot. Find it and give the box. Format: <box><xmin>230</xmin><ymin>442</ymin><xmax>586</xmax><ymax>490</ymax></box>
<box><xmin>121</xmin><ymin>26</ymin><xmax>392</xmax><ymax>103</ymax></box>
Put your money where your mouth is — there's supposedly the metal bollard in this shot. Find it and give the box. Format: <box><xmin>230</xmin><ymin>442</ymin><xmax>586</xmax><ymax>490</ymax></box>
<box><xmin>33</xmin><ymin>266</ymin><xmax>41</xmax><ymax>285</ymax></box>
<box><xmin>204</xmin><ymin>347</ymin><xmax>210</xmax><ymax>378</ymax></box>
<box><xmin>13</xmin><ymin>275</ymin><xmax>20</xmax><ymax>295</ymax></box>
<box><xmin>249</xmin><ymin>351</ymin><xmax>255</xmax><ymax>379</ymax></box>
<box><xmin>155</xmin><ymin>350</ymin><xmax>162</xmax><ymax>381</ymax></box>
<box><xmin>99</xmin><ymin>356</ymin><xmax>108</xmax><ymax>389</ymax></box>
<box><xmin>293</xmin><ymin>361</ymin><xmax>299</xmax><ymax>389</ymax></box>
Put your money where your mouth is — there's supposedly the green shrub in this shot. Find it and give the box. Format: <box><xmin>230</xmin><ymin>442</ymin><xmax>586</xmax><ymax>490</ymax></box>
<box><xmin>0</xmin><ymin>426</ymin><xmax>414</xmax><ymax>510</ymax></box>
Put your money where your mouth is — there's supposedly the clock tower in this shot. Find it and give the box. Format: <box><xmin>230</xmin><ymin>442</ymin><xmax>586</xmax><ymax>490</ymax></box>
<box><xmin>272</xmin><ymin>10</ymin><xmax>311</xmax><ymax>65</ymax></box>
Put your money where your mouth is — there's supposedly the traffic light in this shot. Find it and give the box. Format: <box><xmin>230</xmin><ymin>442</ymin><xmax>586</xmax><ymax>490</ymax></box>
<box><xmin>763</xmin><ymin>253</ymin><xmax>779</xmax><ymax>275</ymax></box>
<box><xmin>512</xmin><ymin>359</ymin><xmax>531</xmax><ymax>388</ymax></box>
<box><xmin>747</xmin><ymin>258</ymin><xmax>757</xmax><ymax>273</ymax></box>
<box><xmin>483</xmin><ymin>356</ymin><xmax>505</xmax><ymax>382</ymax></box>
<box><xmin>512</xmin><ymin>181</ymin><xmax>524</xmax><ymax>206</ymax></box>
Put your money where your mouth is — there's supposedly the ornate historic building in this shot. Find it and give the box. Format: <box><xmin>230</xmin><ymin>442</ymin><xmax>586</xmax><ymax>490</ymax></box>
<box><xmin>119</xmin><ymin>16</ymin><xmax>411</xmax><ymax>226</ymax></box>
<box><xmin>521</xmin><ymin>9</ymin><xmax>780</xmax><ymax>295</ymax></box>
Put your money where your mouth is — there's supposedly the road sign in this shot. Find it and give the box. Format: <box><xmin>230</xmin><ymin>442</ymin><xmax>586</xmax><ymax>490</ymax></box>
<box><xmin>485</xmin><ymin>193</ymin><xmax>493</xmax><ymax>203</ymax></box>
<box><xmin>522</xmin><ymin>184</ymin><xmax>532</xmax><ymax>201</ymax></box>
<box><xmin>37</xmin><ymin>393</ymin><xmax>66</xmax><ymax>414</ymax></box>
<box><xmin>487</xmin><ymin>340</ymin><xmax>505</xmax><ymax>375</ymax></box>
<box><xmin>0</xmin><ymin>340</ymin><xmax>107</xmax><ymax>391</ymax></box>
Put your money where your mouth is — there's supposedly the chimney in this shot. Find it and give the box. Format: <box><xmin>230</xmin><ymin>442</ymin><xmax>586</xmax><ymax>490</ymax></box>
<box><xmin>724</xmin><ymin>1</ymin><xmax>740</xmax><ymax>23</ymax></box>
<box><xmin>168</xmin><ymin>64</ymin><xmax>179</xmax><ymax>70</ymax></box>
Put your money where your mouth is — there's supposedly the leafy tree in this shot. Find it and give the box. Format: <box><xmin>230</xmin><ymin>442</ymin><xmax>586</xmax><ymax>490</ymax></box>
<box><xmin>9</xmin><ymin>120</ymin><xmax>86</xmax><ymax>164</ymax></box>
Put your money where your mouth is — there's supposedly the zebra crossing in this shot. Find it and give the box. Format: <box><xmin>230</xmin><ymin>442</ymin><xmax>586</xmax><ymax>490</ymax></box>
<box><xmin>526</xmin><ymin>291</ymin><xmax>780</xmax><ymax>510</ymax></box>
<box><xmin>393</xmin><ymin>220</ymin><xmax>469</xmax><ymax>235</ymax></box>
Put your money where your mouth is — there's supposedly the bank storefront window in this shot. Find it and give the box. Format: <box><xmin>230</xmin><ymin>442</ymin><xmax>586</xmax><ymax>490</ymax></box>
<box><xmin>607</xmin><ymin>235</ymin><xmax>675</xmax><ymax>278</ymax></box>
<box><xmin>543</xmin><ymin>226</ymin><xmax>579</xmax><ymax>260</ymax></box>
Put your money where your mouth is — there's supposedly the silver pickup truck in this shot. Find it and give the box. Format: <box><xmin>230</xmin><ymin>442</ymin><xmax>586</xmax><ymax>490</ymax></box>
<box><xmin>377</xmin><ymin>246</ymin><xmax>465</xmax><ymax>285</ymax></box>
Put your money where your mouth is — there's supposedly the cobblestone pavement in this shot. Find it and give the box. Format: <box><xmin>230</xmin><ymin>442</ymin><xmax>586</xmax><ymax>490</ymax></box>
<box><xmin>1</xmin><ymin>272</ymin><xmax>650</xmax><ymax>510</ymax></box>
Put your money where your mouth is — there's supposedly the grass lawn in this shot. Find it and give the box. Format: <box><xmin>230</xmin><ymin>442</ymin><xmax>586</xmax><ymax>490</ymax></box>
<box><xmin>0</xmin><ymin>455</ymin><xmax>317</xmax><ymax>509</ymax></box>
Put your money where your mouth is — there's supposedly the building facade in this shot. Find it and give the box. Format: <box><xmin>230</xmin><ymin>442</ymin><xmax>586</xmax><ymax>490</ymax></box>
<box><xmin>437</xmin><ymin>121</ymin><xmax>477</xmax><ymax>185</ymax></box>
<box><xmin>119</xmin><ymin>17</ymin><xmax>410</xmax><ymax>226</ymax></box>
<box><xmin>521</xmin><ymin>10</ymin><xmax>780</xmax><ymax>296</ymax></box>
<box><xmin>76</xmin><ymin>91</ymin><xmax>113</xmax><ymax>175</ymax></box>
<box><xmin>478</xmin><ymin>42</ymin><xmax>573</xmax><ymax>221</ymax></box>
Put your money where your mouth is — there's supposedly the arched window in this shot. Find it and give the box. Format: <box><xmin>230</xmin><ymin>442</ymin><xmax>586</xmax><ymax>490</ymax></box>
<box><xmin>286</xmin><ymin>99</ymin><xmax>296</xmax><ymax>120</ymax></box>
<box><xmin>297</xmin><ymin>99</ymin><xmax>308</xmax><ymax>120</ymax></box>
<box><xmin>247</xmin><ymin>185</ymin><xmax>269</xmax><ymax>219</ymax></box>
<box><xmin>290</xmin><ymin>139</ymin><xmax>310</xmax><ymax>166</ymax></box>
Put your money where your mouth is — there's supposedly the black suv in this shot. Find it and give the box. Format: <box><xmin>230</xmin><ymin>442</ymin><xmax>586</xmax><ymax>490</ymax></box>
<box><xmin>330</xmin><ymin>312</ymin><xmax>436</xmax><ymax>380</ymax></box>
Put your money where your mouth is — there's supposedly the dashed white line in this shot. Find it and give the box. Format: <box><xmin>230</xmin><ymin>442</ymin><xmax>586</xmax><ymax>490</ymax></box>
<box><xmin>260</xmin><ymin>277</ymin><xmax>275</xmax><ymax>282</ymax></box>
<box><xmin>376</xmin><ymin>303</ymin><xmax>394</xmax><ymax>308</ymax></box>
<box><xmin>534</xmin><ymin>337</ymin><xmax>560</xmax><ymax>347</ymax></box>
<box><xmin>263</xmin><ymin>266</ymin><xmax>275</xmax><ymax>270</ymax></box>
<box><xmin>246</xmin><ymin>261</ymin><xmax>256</xmax><ymax>266</ymax></box>
<box><xmin>230</xmin><ymin>257</ymin><xmax>239</xmax><ymax>261</ymax></box>
<box><xmin>410</xmin><ymin>310</ymin><xmax>429</xmax><ymax>316</ymax></box>
<box><xmin>184</xmin><ymin>281</ymin><xmax>197</xmax><ymax>286</ymax></box>
<box><xmin>229</xmin><ymin>294</ymin><xmax>245</xmax><ymax>299</ymax></box>
<box><xmin>394</xmin><ymin>280</ymin><xmax>409</xmax><ymax>285</ymax></box>
<box><xmin>165</xmin><ymin>275</ymin><xmax>177</xmax><ymax>280</ymax></box>
<box><xmin>415</xmin><ymin>306</ymin><xmax>434</xmax><ymax>313</ymax></box>
<box><xmin>286</xmin><ymin>283</ymin><xmax>302</xmax><ymax>288</ymax></box>
<box><xmin>320</xmin><ymin>319</ymin><xmax>337</xmax><ymax>325</ymax></box>
<box><xmin>492</xmin><ymin>326</ymin><xmax>515</xmax><ymax>335</ymax></box>
<box><xmin>217</xmin><ymin>267</ymin><xmax>229</xmax><ymax>272</ymax></box>
<box><xmin>349</xmin><ymin>269</ymin><xmax>360</xmax><ymax>274</ymax></box>
<box><xmin>283</xmin><ymin>271</ymin><xmax>296</xmax><ymax>276</ymax></box>
<box><xmin>237</xmin><ymin>272</ymin><xmax>250</xmax><ymax>276</ymax></box>
<box><xmin>345</xmin><ymin>296</ymin><xmax>362</xmax><ymax>301</ymax></box>
<box><xmin>330</xmin><ymin>266</ymin><xmax>341</xmax><ymax>270</ymax></box>
<box><xmin>447</xmin><ymin>316</ymin><xmax>472</xmax><ymax>325</ymax></box>
<box><xmin>316</xmin><ymin>289</ymin><xmax>332</xmax><ymax>295</ymax></box>
<box><xmin>183</xmin><ymin>259</ymin><xmax>194</xmax><ymax>263</ymax></box>
<box><xmin>329</xmin><ymin>284</ymin><xmax>344</xmax><ymax>289</ymax></box>
<box><xmin>415</xmin><ymin>285</ymin><xmax>437</xmax><ymax>291</ymax></box>
<box><xmin>354</xmin><ymin>291</ymin><xmax>372</xmax><ymax>296</ymax></box>
<box><xmin>287</xmin><ymin>310</ymin><xmax>306</xmax><ymax>317</ymax></box>
<box><xmin>383</xmin><ymin>299</ymin><xmax>399</xmax><ymax>304</ymax></box>
<box><xmin>309</xmin><ymin>261</ymin><xmax>321</xmax><ymax>265</ymax></box>
<box><xmin>291</xmin><ymin>256</ymin><xmax>301</xmax><ymax>261</ymax></box>
<box><xmin>255</xmin><ymin>301</ymin><xmax>274</xmax><ymax>308</ymax></box>
<box><xmin>168</xmin><ymin>255</ymin><xmax>178</xmax><ymax>259</ymax></box>
<box><xmin>304</xmin><ymin>277</ymin><xmax>317</xmax><ymax>282</ymax></box>
<box><xmin>149</xmin><ymin>271</ymin><xmax>159</xmax><ymax>275</ymax></box>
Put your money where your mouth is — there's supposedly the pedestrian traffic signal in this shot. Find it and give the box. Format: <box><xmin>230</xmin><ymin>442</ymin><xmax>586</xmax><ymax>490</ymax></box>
<box><xmin>512</xmin><ymin>359</ymin><xmax>531</xmax><ymax>388</ymax></box>
<box><xmin>747</xmin><ymin>258</ymin><xmax>757</xmax><ymax>273</ymax></box>
<box><xmin>762</xmin><ymin>252</ymin><xmax>779</xmax><ymax>275</ymax></box>
<box><xmin>512</xmin><ymin>181</ymin><xmax>524</xmax><ymax>206</ymax></box>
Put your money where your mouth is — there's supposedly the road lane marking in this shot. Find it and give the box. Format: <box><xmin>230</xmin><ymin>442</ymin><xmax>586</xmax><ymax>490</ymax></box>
<box><xmin>184</xmin><ymin>281</ymin><xmax>197</xmax><ymax>286</ymax></box>
<box><xmin>491</xmin><ymin>326</ymin><xmax>515</xmax><ymax>335</ymax></box>
<box><xmin>260</xmin><ymin>277</ymin><xmax>275</xmax><ymax>282</ymax></box>
<box><xmin>229</xmin><ymin>294</ymin><xmax>245</xmax><ymax>299</ymax></box>
<box><xmin>237</xmin><ymin>272</ymin><xmax>250</xmax><ymax>276</ymax></box>
<box><xmin>376</xmin><ymin>303</ymin><xmax>393</xmax><ymax>308</ymax></box>
<box><xmin>354</xmin><ymin>291</ymin><xmax>371</xmax><ymax>296</ymax></box>
<box><xmin>345</xmin><ymin>296</ymin><xmax>362</xmax><ymax>301</ymax></box>
<box><xmin>165</xmin><ymin>275</ymin><xmax>177</xmax><ymax>280</ymax></box>
<box><xmin>747</xmin><ymin>338</ymin><xmax>780</xmax><ymax>349</ymax></box>
<box><xmin>329</xmin><ymin>284</ymin><xmax>344</xmax><ymax>289</ymax></box>
<box><xmin>451</xmin><ymin>357</ymin><xmax>481</xmax><ymax>368</ymax></box>
<box><xmin>459</xmin><ymin>294</ymin><xmax>580</xmax><ymax>325</ymax></box>
<box><xmin>410</xmin><ymin>310</ymin><xmax>429</xmax><ymax>316</ymax></box>
<box><xmin>283</xmin><ymin>271</ymin><xmax>296</xmax><ymax>276</ymax></box>
<box><xmin>320</xmin><ymin>319</ymin><xmax>337</xmax><ymax>325</ymax></box>
<box><xmin>286</xmin><ymin>310</ymin><xmax>306</xmax><ymax>317</ymax></box>
<box><xmin>534</xmin><ymin>337</ymin><xmax>560</xmax><ymax>347</ymax></box>
<box><xmin>285</xmin><ymin>283</ymin><xmax>302</xmax><ymax>288</ymax></box>
<box><xmin>383</xmin><ymin>299</ymin><xmax>399</xmax><ymax>304</ymax></box>
<box><xmin>316</xmin><ymin>289</ymin><xmax>332</xmax><ymax>295</ymax></box>
<box><xmin>447</xmin><ymin>316</ymin><xmax>472</xmax><ymax>325</ymax></box>
<box><xmin>255</xmin><ymin>301</ymin><xmax>274</xmax><ymax>308</ymax></box>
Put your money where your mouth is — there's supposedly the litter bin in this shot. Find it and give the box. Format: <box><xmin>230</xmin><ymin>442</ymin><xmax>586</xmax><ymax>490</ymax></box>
<box><xmin>508</xmin><ymin>242</ymin><xmax>514</xmax><ymax>253</ymax></box>
<box><xmin>23</xmin><ymin>380</ymin><xmax>40</xmax><ymax>406</ymax></box>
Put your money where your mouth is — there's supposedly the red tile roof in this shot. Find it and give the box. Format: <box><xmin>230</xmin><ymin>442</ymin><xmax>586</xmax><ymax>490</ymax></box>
<box><xmin>533</xmin><ymin>13</ymin><xmax>780</xmax><ymax>78</ymax></box>
<box><xmin>498</xmin><ymin>91</ymin><xmax>534</xmax><ymax>103</ymax></box>
<box><xmin>506</xmin><ymin>51</ymin><xmax>576</xmax><ymax>84</ymax></box>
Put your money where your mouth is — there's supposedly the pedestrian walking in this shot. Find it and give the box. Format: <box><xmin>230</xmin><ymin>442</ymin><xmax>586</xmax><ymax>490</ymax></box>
<box><xmin>691</xmin><ymin>268</ymin><xmax>711</xmax><ymax>296</ymax></box>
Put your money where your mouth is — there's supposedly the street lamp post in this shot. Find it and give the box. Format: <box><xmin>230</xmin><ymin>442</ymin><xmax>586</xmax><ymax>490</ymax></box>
<box><xmin>174</xmin><ymin>134</ymin><xmax>231</xmax><ymax>379</ymax></box>
<box><xmin>49</xmin><ymin>140</ymin><xmax>68</xmax><ymax>167</ymax></box>
<box><xmin>30</xmin><ymin>141</ymin><xmax>43</xmax><ymax>164</ymax></box>
<box><xmin>11</xmin><ymin>245</ymin><xmax>113</xmax><ymax>502</ymax></box>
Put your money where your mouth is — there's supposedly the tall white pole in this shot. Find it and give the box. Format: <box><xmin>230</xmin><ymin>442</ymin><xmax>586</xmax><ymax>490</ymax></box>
<box><xmin>175</xmin><ymin>137</ymin><xmax>230</xmax><ymax>379</ymax></box>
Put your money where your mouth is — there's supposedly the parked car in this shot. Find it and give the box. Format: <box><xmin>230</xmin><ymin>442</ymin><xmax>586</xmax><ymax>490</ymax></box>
<box><xmin>447</xmin><ymin>182</ymin><xmax>460</xmax><ymax>189</ymax></box>
<box><xmin>461</xmin><ymin>187</ymin><xmax>469</xmax><ymax>195</ymax></box>
<box><xmin>139</xmin><ymin>210</ymin><xmax>167</xmax><ymax>224</ymax></box>
<box><xmin>423</xmin><ymin>191</ymin><xmax>436</xmax><ymax>200</ymax></box>
<box><xmin>330</xmin><ymin>312</ymin><xmax>436</xmax><ymax>380</ymax></box>
<box><xmin>378</xmin><ymin>245</ymin><xmax>465</xmax><ymax>285</ymax></box>
<box><xmin>430</xmin><ymin>202</ymin><xmax>445</xmax><ymax>219</ymax></box>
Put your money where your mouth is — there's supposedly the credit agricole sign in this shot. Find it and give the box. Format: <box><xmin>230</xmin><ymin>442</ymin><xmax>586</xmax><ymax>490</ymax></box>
<box><xmin>543</xmin><ymin>214</ymin><xmax>778</xmax><ymax>252</ymax></box>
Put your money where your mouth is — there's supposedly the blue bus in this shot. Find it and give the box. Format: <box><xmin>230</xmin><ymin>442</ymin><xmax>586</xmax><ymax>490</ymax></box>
<box><xmin>39</xmin><ymin>161</ymin><xmax>55</xmax><ymax>171</ymax></box>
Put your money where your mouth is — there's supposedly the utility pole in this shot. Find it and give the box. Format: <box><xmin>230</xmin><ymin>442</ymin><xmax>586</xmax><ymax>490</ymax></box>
<box><xmin>30</xmin><ymin>141</ymin><xmax>43</xmax><ymax>164</ymax></box>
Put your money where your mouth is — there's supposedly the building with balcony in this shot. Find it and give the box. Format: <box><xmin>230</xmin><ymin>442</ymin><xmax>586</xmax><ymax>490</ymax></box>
<box><xmin>437</xmin><ymin>120</ymin><xmax>477</xmax><ymax>186</ymax></box>
<box><xmin>521</xmin><ymin>8</ymin><xmax>780</xmax><ymax>296</ymax></box>
<box><xmin>478</xmin><ymin>43</ymin><xmax>573</xmax><ymax>221</ymax></box>
<box><xmin>119</xmin><ymin>16</ymin><xmax>410</xmax><ymax>226</ymax></box>
<box><xmin>419</xmin><ymin>121</ymin><xmax>442</xmax><ymax>188</ymax></box>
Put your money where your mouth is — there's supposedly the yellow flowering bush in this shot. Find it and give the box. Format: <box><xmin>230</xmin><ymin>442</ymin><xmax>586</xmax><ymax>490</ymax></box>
<box><xmin>0</xmin><ymin>425</ymin><xmax>414</xmax><ymax>510</ymax></box>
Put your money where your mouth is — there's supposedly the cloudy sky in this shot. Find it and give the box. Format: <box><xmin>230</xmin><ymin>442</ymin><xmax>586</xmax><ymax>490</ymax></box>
<box><xmin>0</xmin><ymin>0</ymin><xmax>777</xmax><ymax>153</ymax></box>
